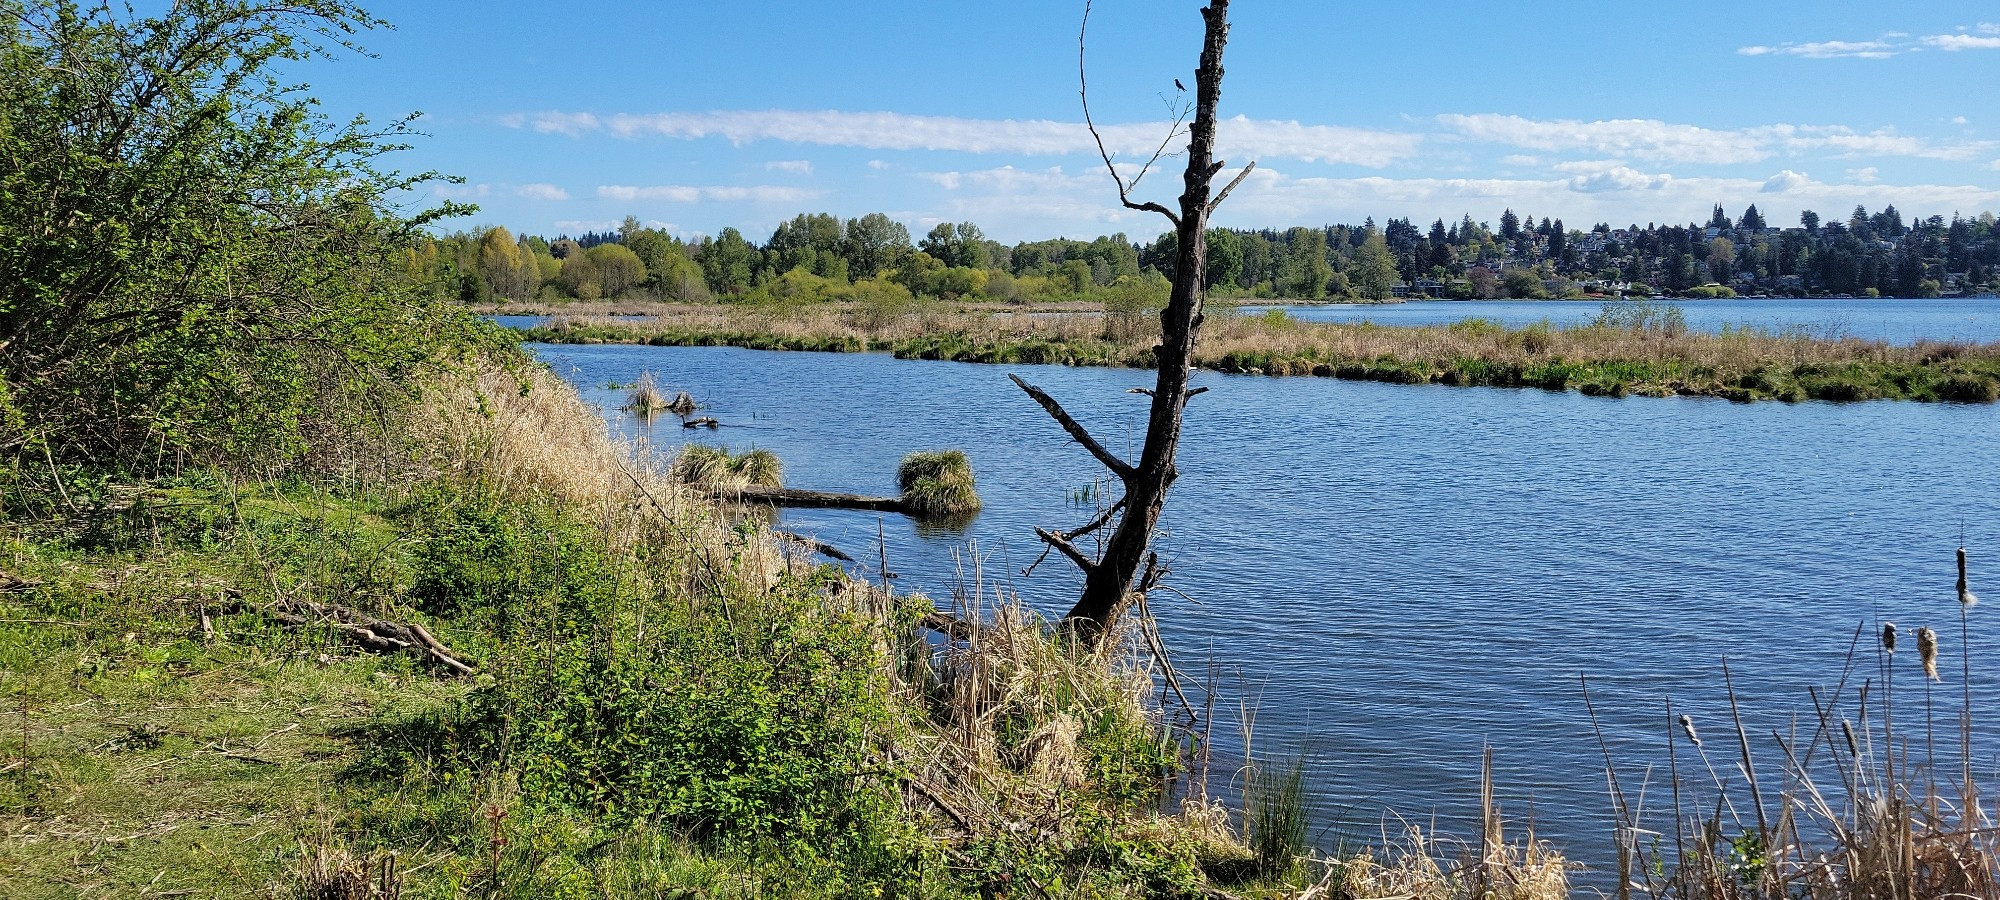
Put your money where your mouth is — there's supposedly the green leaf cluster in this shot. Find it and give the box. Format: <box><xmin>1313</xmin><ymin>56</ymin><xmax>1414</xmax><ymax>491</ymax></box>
<box><xmin>0</xmin><ymin>0</ymin><xmax>485</xmax><ymax>477</ymax></box>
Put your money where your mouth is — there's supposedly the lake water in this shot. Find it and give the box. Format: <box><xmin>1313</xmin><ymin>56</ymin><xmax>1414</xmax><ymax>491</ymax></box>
<box><xmin>1245</xmin><ymin>297</ymin><xmax>2000</xmax><ymax>345</ymax></box>
<box><xmin>530</xmin><ymin>341</ymin><xmax>2000</xmax><ymax>877</ymax></box>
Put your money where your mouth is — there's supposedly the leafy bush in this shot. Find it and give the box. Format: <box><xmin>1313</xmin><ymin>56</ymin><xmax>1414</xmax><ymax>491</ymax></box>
<box><xmin>1102</xmin><ymin>273</ymin><xmax>1172</xmax><ymax>342</ymax></box>
<box><xmin>0</xmin><ymin>1</ymin><xmax>485</xmax><ymax>476</ymax></box>
<box><xmin>1594</xmin><ymin>300</ymin><xmax>1688</xmax><ymax>337</ymax></box>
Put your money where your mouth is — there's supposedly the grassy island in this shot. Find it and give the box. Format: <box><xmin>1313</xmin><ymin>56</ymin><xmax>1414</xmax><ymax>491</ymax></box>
<box><xmin>516</xmin><ymin>303</ymin><xmax>2000</xmax><ymax>405</ymax></box>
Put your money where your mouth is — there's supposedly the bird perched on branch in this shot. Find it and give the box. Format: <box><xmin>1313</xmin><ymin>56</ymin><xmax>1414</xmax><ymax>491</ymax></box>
<box><xmin>1174</xmin><ymin>78</ymin><xmax>1185</xmax><ymax>91</ymax></box>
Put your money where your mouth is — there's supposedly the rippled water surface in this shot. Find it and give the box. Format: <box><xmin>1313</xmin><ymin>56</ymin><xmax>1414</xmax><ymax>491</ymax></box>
<box><xmin>1247</xmin><ymin>297</ymin><xmax>2000</xmax><ymax>344</ymax></box>
<box><xmin>532</xmin><ymin>342</ymin><xmax>2000</xmax><ymax>872</ymax></box>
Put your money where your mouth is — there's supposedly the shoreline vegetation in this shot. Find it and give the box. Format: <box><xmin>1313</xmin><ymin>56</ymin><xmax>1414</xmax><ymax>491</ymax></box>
<box><xmin>509</xmin><ymin>302</ymin><xmax>2000</xmax><ymax>405</ymax></box>
<box><xmin>9</xmin><ymin>2</ymin><xmax>2000</xmax><ymax>897</ymax></box>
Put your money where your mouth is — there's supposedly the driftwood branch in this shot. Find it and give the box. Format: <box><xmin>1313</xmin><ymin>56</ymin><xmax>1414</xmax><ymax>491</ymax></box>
<box><xmin>736</xmin><ymin>485</ymin><xmax>910</xmax><ymax>514</ymax></box>
<box><xmin>774</xmin><ymin>530</ymin><xmax>855</xmax><ymax>562</ymax></box>
<box><xmin>1009</xmin><ymin>374</ymin><xmax>1134</xmax><ymax>481</ymax></box>
<box><xmin>1127</xmin><ymin>386</ymin><xmax>1209</xmax><ymax>400</ymax></box>
<box><xmin>223</xmin><ymin>595</ymin><xmax>475</xmax><ymax>676</ymax></box>
<box><xmin>918</xmin><ymin>609</ymin><xmax>977</xmax><ymax>642</ymax></box>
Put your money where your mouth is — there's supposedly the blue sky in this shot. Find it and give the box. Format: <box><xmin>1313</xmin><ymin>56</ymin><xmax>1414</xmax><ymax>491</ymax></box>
<box><xmin>306</xmin><ymin>1</ymin><xmax>2000</xmax><ymax>243</ymax></box>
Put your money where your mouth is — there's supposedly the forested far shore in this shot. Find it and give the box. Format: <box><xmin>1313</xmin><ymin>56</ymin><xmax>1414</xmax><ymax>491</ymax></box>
<box><xmin>422</xmin><ymin>203</ymin><xmax>2000</xmax><ymax>311</ymax></box>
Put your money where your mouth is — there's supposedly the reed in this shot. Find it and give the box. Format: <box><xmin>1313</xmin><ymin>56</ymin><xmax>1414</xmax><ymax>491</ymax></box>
<box><xmin>1600</xmin><ymin>549</ymin><xmax>1992</xmax><ymax>899</ymax></box>
<box><xmin>623</xmin><ymin>370</ymin><xmax>668</xmax><ymax>412</ymax></box>
<box><xmin>1245</xmin><ymin>753</ymin><xmax>1312</xmax><ymax>881</ymax></box>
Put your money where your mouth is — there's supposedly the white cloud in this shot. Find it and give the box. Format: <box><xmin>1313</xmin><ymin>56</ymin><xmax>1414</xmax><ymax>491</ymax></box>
<box><xmin>1760</xmin><ymin>170</ymin><xmax>1811</xmax><ymax>193</ymax></box>
<box><xmin>1743</xmin><ymin>28</ymin><xmax>2000</xmax><ymax>58</ymax></box>
<box><xmin>1499</xmin><ymin>154</ymin><xmax>1542</xmax><ymax>167</ymax></box>
<box><xmin>912</xmin><ymin>163</ymin><xmax>2000</xmax><ymax>240</ymax></box>
<box><xmin>551</xmin><ymin>220</ymin><xmax>622</xmax><ymax>233</ymax></box>
<box><xmin>1846</xmin><ymin>167</ymin><xmax>1881</xmax><ymax>183</ymax></box>
<box><xmin>435</xmin><ymin>183</ymin><xmax>491</xmax><ymax>199</ymax></box>
<box><xmin>1568</xmin><ymin>166</ymin><xmax>1673</xmax><ymax>193</ymax></box>
<box><xmin>1953</xmin><ymin>116</ymin><xmax>1970</xmax><ymax>125</ymax></box>
<box><xmin>764</xmin><ymin>160</ymin><xmax>813</xmax><ymax>174</ymax></box>
<box><xmin>1440</xmin><ymin>114</ymin><xmax>1993</xmax><ymax>164</ymax></box>
<box><xmin>1926</xmin><ymin>33</ymin><xmax>2000</xmax><ymax>51</ymax></box>
<box><xmin>1440</xmin><ymin>114</ymin><xmax>1769</xmax><ymax>164</ymax></box>
<box><xmin>505</xmin><ymin>109</ymin><xmax>1421</xmax><ymax>167</ymax></box>
<box><xmin>594</xmin><ymin>184</ymin><xmax>823</xmax><ymax>204</ymax></box>
<box><xmin>513</xmin><ymin>111</ymin><xmax>600</xmax><ymax>137</ymax></box>
<box><xmin>867</xmin><ymin>159</ymin><xmax>892</xmax><ymax>170</ymax></box>
<box><xmin>515</xmin><ymin>183</ymin><xmax>569</xmax><ymax>201</ymax></box>
<box><xmin>1738</xmin><ymin>38</ymin><xmax>1905</xmax><ymax>59</ymax></box>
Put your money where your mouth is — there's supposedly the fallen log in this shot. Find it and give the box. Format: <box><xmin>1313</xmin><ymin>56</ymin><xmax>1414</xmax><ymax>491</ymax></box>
<box><xmin>773</xmin><ymin>530</ymin><xmax>855</xmax><ymax>562</ymax></box>
<box><xmin>735</xmin><ymin>485</ymin><xmax>912</xmax><ymax>514</ymax></box>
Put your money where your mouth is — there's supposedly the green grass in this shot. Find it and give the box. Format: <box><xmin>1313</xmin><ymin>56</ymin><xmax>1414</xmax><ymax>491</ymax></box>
<box><xmin>0</xmin><ymin>469</ymin><xmax>1256</xmax><ymax>898</ymax></box>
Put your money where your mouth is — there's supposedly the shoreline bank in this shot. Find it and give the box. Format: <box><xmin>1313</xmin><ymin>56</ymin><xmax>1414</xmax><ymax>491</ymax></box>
<box><xmin>511</xmin><ymin>307</ymin><xmax>2000</xmax><ymax>405</ymax></box>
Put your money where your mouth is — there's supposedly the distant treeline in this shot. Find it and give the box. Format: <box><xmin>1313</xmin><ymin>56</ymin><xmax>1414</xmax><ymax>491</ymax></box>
<box><xmin>415</xmin><ymin>203</ymin><xmax>2000</xmax><ymax>305</ymax></box>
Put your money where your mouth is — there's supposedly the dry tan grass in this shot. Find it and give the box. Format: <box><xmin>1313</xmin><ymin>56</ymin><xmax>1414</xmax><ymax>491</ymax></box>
<box><xmin>408</xmin><ymin>361</ymin><xmax>797</xmax><ymax>591</ymax></box>
<box><xmin>535</xmin><ymin>304</ymin><xmax>2000</xmax><ymax>375</ymax></box>
<box><xmin>1312</xmin><ymin>824</ymin><xmax>1571</xmax><ymax>900</ymax></box>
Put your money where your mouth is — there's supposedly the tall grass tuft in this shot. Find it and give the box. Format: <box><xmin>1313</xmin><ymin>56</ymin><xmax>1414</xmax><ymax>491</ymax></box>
<box><xmin>669</xmin><ymin>444</ymin><xmax>783</xmax><ymax>493</ymax></box>
<box><xmin>1246</xmin><ymin>753</ymin><xmax>1311</xmax><ymax>882</ymax></box>
<box><xmin>623</xmin><ymin>370</ymin><xmax>668</xmax><ymax>413</ymax></box>
<box><xmin>897</xmin><ymin>450</ymin><xmax>981</xmax><ymax>515</ymax></box>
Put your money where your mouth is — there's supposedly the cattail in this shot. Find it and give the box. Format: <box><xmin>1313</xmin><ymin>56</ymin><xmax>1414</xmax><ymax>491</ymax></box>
<box><xmin>1680</xmin><ymin>714</ymin><xmax>1701</xmax><ymax>747</ymax></box>
<box><xmin>1841</xmin><ymin>718</ymin><xmax>1859</xmax><ymax>758</ymax></box>
<box><xmin>1882</xmin><ymin>621</ymin><xmax>1897</xmax><ymax>655</ymax></box>
<box><xmin>1960</xmin><ymin>547</ymin><xmax>1979</xmax><ymax>608</ymax></box>
<box><xmin>1918</xmin><ymin>626</ymin><xmax>1940</xmax><ymax>681</ymax></box>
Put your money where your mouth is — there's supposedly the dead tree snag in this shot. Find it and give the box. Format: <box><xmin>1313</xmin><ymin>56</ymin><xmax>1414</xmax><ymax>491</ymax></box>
<box><xmin>1018</xmin><ymin>0</ymin><xmax>1251</xmax><ymax>646</ymax></box>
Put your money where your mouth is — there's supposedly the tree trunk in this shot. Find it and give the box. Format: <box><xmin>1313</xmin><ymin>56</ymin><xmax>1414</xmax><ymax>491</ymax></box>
<box><xmin>1052</xmin><ymin>1</ymin><xmax>1238</xmax><ymax>643</ymax></box>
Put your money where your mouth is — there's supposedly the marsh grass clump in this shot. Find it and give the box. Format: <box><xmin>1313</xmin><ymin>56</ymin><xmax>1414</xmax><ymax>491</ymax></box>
<box><xmin>669</xmin><ymin>445</ymin><xmax>783</xmax><ymax>492</ymax></box>
<box><xmin>897</xmin><ymin>450</ymin><xmax>980</xmax><ymax>515</ymax></box>
<box><xmin>623</xmin><ymin>370</ymin><xmax>669</xmax><ymax>413</ymax></box>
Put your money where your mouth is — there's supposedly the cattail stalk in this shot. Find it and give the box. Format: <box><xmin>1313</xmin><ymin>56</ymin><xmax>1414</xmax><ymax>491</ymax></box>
<box><xmin>1918</xmin><ymin>626</ymin><xmax>1940</xmax><ymax>682</ymax></box>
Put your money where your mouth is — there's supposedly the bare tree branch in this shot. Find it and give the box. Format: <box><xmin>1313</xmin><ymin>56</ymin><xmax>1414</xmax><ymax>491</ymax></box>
<box><xmin>1064</xmin><ymin>497</ymin><xmax>1126</xmax><ymax>542</ymax></box>
<box><xmin>1079</xmin><ymin>0</ymin><xmax>1182</xmax><ymax>228</ymax></box>
<box><xmin>1035</xmin><ymin>526</ymin><xmax>1098</xmax><ymax>573</ymax></box>
<box><xmin>1009</xmin><ymin>374</ymin><xmax>1135</xmax><ymax>481</ymax></box>
<box><xmin>1209</xmin><ymin>161</ymin><xmax>1257</xmax><ymax>210</ymax></box>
